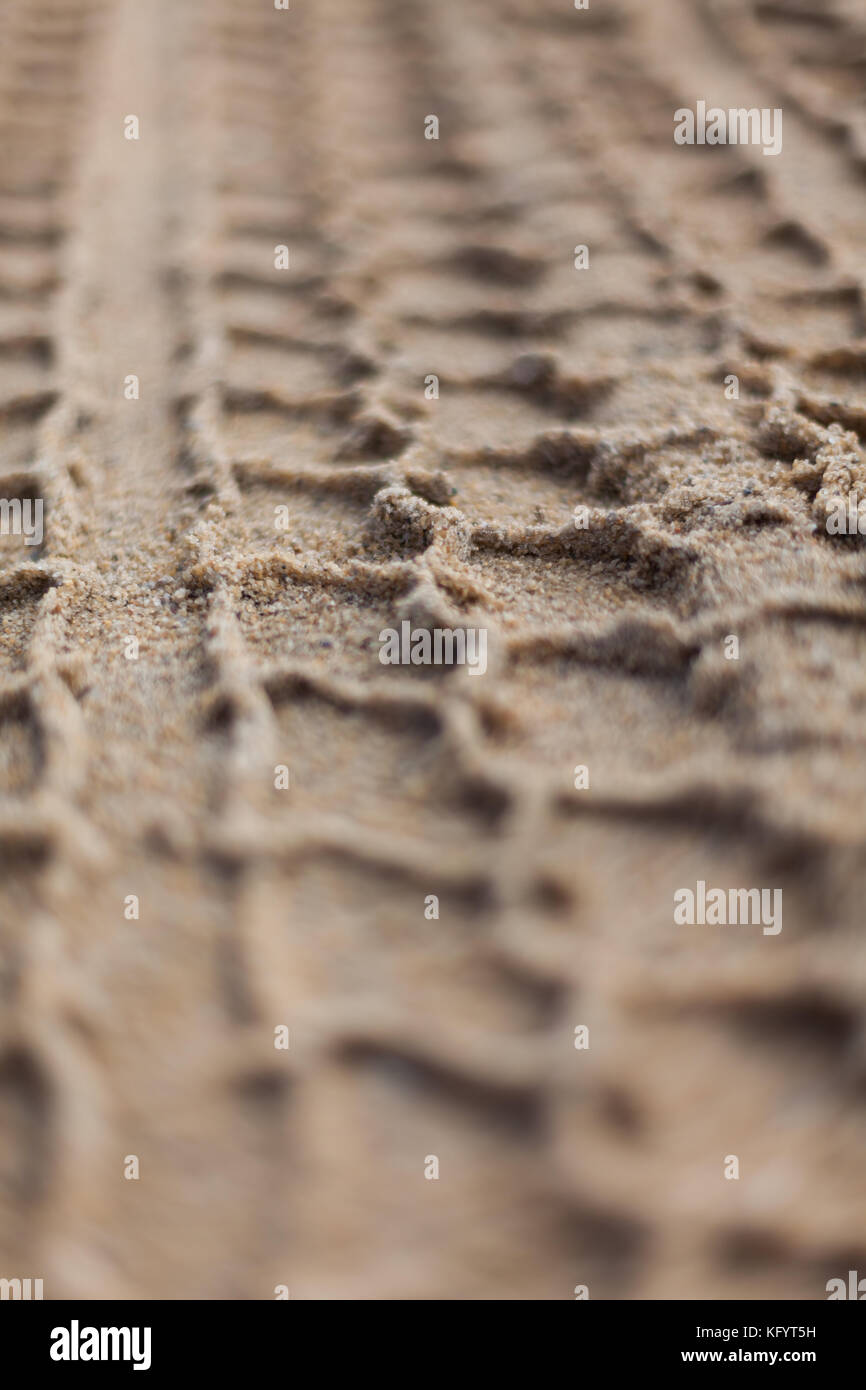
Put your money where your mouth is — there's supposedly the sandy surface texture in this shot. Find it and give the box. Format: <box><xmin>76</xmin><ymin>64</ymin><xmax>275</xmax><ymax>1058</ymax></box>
<box><xmin>1</xmin><ymin>0</ymin><xmax>866</xmax><ymax>1299</ymax></box>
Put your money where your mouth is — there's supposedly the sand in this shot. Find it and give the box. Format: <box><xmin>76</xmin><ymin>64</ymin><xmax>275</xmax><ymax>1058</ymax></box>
<box><xmin>1</xmin><ymin>0</ymin><xmax>866</xmax><ymax>1299</ymax></box>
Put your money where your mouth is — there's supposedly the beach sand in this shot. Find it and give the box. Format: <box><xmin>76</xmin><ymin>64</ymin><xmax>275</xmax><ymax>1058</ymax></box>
<box><xmin>1</xmin><ymin>0</ymin><xmax>866</xmax><ymax>1299</ymax></box>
